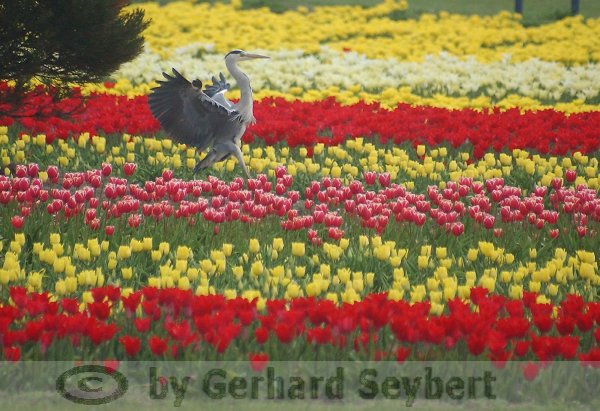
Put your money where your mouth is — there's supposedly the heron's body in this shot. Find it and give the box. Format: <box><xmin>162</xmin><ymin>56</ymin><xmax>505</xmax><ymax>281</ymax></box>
<box><xmin>147</xmin><ymin>50</ymin><xmax>269</xmax><ymax>178</ymax></box>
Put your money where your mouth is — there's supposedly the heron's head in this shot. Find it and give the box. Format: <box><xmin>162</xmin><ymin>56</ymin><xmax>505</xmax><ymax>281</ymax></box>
<box><xmin>225</xmin><ymin>49</ymin><xmax>270</xmax><ymax>62</ymax></box>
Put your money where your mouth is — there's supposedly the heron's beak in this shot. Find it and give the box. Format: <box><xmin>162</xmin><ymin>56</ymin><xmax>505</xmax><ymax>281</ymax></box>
<box><xmin>242</xmin><ymin>53</ymin><xmax>270</xmax><ymax>60</ymax></box>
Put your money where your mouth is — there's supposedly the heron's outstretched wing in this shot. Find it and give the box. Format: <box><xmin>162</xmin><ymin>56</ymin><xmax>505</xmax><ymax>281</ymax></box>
<box><xmin>148</xmin><ymin>68</ymin><xmax>238</xmax><ymax>151</ymax></box>
<box><xmin>204</xmin><ymin>72</ymin><xmax>235</xmax><ymax>110</ymax></box>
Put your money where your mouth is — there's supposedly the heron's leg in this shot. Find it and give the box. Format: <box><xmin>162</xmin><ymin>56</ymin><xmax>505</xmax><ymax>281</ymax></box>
<box><xmin>194</xmin><ymin>143</ymin><xmax>250</xmax><ymax>178</ymax></box>
<box><xmin>193</xmin><ymin>150</ymin><xmax>218</xmax><ymax>174</ymax></box>
<box><xmin>230</xmin><ymin>144</ymin><xmax>250</xmax><ymax>179</ymax></box>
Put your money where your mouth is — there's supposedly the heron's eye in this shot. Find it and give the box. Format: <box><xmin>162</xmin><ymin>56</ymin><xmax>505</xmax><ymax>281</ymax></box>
<box><xmin>226</xmin><ymin>50</ymin><xmax>244</xmax><ymax>58</ymax></box>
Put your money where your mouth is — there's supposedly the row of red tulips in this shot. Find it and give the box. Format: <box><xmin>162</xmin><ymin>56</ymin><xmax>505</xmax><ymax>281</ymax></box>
<box><xmin>2</xmin><ymin>84</ymin><xmax>600</xmax><ymax>156</ymax></box>
<box><xmin>3</xmin><ymin>165</ymin><xmax>599</xmax><ymax>240</ymax></box>
<box><xmin>2</xmin><ymin>285</ymin><xmax>600</xmax><ymax>367</ymax></box>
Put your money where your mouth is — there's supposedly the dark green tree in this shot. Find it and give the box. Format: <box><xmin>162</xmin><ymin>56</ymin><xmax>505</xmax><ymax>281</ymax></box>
<box><xmin>0</xmin><ymin>0</ymin><xmax>148</xmax><ymax>108</ymax></box>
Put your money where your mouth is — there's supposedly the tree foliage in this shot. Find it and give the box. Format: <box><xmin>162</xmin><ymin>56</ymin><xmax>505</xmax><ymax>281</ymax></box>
<box><xmin>0</xmin><ymin>0</ymin><xmax>148</xmax><ymax>92</ymax></box>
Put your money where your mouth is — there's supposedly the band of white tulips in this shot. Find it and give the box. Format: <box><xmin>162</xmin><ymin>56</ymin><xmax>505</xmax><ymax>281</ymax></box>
<box><xmin>108</xmin><ymin>45</ymin><xmax>600</xmax><ymax>104</ymax></box>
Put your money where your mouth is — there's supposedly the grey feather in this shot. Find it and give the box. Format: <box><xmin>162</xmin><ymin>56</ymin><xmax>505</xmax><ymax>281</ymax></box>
<box><xmin>204</xmin><ymin>72</ymin><xmax>230</xmax><ymax>97</ymax></box>
<box><xmin>211</xmin><ymin>92</ymin><xmax>235</xmax><ymax>110</ymax></box>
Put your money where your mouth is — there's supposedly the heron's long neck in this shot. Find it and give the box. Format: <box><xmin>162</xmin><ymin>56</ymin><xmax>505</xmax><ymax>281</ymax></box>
<box><xmin>226</xmin><ymin>59</ymin><xmax>254</xmax><ymax>123</ymax></box>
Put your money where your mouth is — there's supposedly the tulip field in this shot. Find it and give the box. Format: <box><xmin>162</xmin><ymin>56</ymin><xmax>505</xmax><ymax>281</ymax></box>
<box><xmin>1</xmin><ymin>0</ymin><xmax>600</xmax><ymax>378</ymax></box>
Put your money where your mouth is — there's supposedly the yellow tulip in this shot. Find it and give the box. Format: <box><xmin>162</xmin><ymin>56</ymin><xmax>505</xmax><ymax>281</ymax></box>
<box><xmin>417</xmin><ymin>255</ymin><xmax>429</xmax><ymax>269</ymax></box>
<box><xmin>291</xmin><ymin>242</ymin><xmax>305</xmax><ymax>257</ymax></box>
<box><xmin>388</xmin><ymin>289</ymin><xmax>404</xmax><ymax>301</ymax></box>
<box><xmin>121</xmin><ymin>267</ymin><xmax>133</xmax><ymax>280</ymax></box>
<box><xmin>117</xmin><ymin>245</ymin><xmax>131</xmax><ymax>260</ymax></box>
<box><xmin>251</xmin><ymin>260</ymin><xmax>264</xmax><ymax>277</ymax></box>
<box><xmin>249</xmin><ymin>238</ymin><xmax>260</xmax><ymax>253</ymax></box>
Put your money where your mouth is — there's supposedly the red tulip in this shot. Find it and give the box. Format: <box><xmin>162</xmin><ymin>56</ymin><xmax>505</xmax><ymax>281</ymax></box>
<box><xmin>327</xmin><ymin>227</ymin><xmax>344</xmax><ymax>240</ymax></box>
<box><xmin>101</xmin><ymin>162</ymin><xmax>112</xmax><ymax>176</ymax></box>
<box><xmin>3</xmin><ymin>346</ymin><xmax>21</xmax><ymax>362</ymax></box>
<box><xmin>11</xmin><ymin>215</ymin><xmax>24</xmax><ymax>229</ymax></box>
<box><xmin>128</xmin><ymin>214</ymin><xmax>141</xmax><ymax>228</ymax></box>
<box><xmin>559</xmin><ymin>336</ymin><xmax>579</xmax><ymax>359</ymax></box>
<box><xmin>414</xmin><ymin>212</ymin><xmax>426</xmax><ymax>226</ymax></box>
<box><xmin>467</xmin><ymin>334</ymin><xmax>486</xmax><ymax>356</ymax></box>
<box><xmin>363</xmin><ymin>171</ymin><xmax>376</xmax><ymax>185</ymax></box>
<box><xmin>576</xmin><ymin>312</ymin><xmax>594</xmax><ymax>332</ymax></box>
<box><xmin>89</xmin><ymin>175</ymin><xmax>101</xmax><ymax>188</ymax></box>
<box><xmin>274</xmin><ymin>166</ymin><xmax>286</xmax><ymax>178</ymax></box>
<box><xmin>483</xmin><ymin>214</ymin><xmax>495</xmax><ymax>229</ymax></box>
<box><xmin>15</xmin><ymin>165</ymin><xmax>27</xmax><ymax>177</ymax></box>
<box><xmin>378</xmin><ymin>173</ymin><xmax>391</xmax><ymax>187</ymax></box>
<box><xmin>89</xmin><ymin>218</ymin><xmax>100</xmax><ymax>230</ymax></box>
<box><xmin>61</xmin><ymin>298</ymin><xmax>80</xmax><ymax>315</ymax></box>
<box><xmin>27</xmin><ymin>163</ymin><xmax>39</xmax><ymax>177</ymax></box>
<box><xmin>119</xmin><ymin>335</ymin><xmax>141</xmax><ymax>357</ymax></box>
<box><xmin>551</xmin><ymin>178</ymin><xmax>562</xmax><ymax>190</ymax></box>
<box><xmin>47</xmin><ymin>165</ymin><xmax>59</xmax><ymax>180</ymax></box>
<box><xmin>248</xmin><ymin>353</ymin><xmax>269</xmax><ymax>372</ymax></box>
<box><xmin>123</xmin><ymin>162</ymin><xmax>137</xmax><ymax>176</ymax></box>
<box><xmin>395</xmin><ymin>347</ymin><xmax>411</xmax><ymax>363</ymax></box>
<box><xmin>103</xmin><ymin>360</ymin><xmax>121</xmax><ymax>373</ymax></box>
<box><xmin>149</xmin><ymin>336</ymin><xmax>168</xmax><ymax>356</ymax></box>
<box><xmin>450</xmin><ymin>222</ymin><xmax>464</xmax><ymax>236</ymax></box>
<box><xmin>88</xmin><ymin>322</ymin><xmax>119</xmax><ymax>345</ymax></box>
<box><xmin>87</xmin><ymin>301</ymin><xmax>111</xmax><ymax>320</ymax></box>
<box><xmin>85</xmin><ymin>208</ymin><xmax>97</xmax><ymax>221</ymax></box>
<box><xmin>134</xmin><ymin>318</ymin><xmax>152</xmax><ymax>333</ymax></box>
<box><xmin>122</xmin><ymin>291</ymin><xmax>142</xmax><ymax>314</ymax></box>
<box><xmin>275</xmin><ymin>323</ymin><xmax>295</xmax><ymax>344</ymax></box>
<box><xmin>522</xmin><ymin>362</ymin><xmax>540</xmax><ymax>381</ymax></box>
<box><xmin>579</xmin><ymin>348</ymin><xmax>600</xmax><ymax>368</ymax></box>
<box><xmin>514</xmin><ymin>341</ymin><xmax>530</xmax><ymax>357</ymax></box>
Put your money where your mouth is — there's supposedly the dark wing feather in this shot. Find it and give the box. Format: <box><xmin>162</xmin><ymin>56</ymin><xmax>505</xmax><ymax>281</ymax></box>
<box><xmin>148</xmin><ymin>68</ymin><xmax>237</xmax><ymax>150</ymax></box>
<box><xmin>203</xmin><ymin>72</ymin><xmax>230</xmax><ymax>97</ymax></box>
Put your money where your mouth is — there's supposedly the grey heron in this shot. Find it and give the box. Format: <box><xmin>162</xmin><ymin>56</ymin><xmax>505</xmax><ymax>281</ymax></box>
<box><xmin>148</xmin><ymin>50</ymin><xmax>270</xmax><ymax>178</ymax></box>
